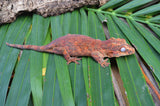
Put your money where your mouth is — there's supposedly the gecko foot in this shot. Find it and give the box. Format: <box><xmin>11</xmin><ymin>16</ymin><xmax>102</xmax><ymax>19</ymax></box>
<box><xmin>67</xmin><ymin>57</ymin><xmax>82</xmax><ymax>64</ymax></box>
<box><xmin>100</xmin><ymin>58</ymin><xmax>110</xmax><ymax>68</ymax></box>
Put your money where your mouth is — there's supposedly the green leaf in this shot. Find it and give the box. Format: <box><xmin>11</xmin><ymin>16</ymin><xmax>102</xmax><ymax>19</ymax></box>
<box><xmin>114</xmin><ymin>0</ymin><xmax>152</xmax><ymax>13</ymax></box>
<box><xmin>42</xmin><ymin>55</ymin><xmax>58</xmax><ymax>106</ymax></box>
<box><xmin>0</xmin><ymin>16</ymin><xmax>31</xmax><ymax>106</ymax></box>
<box><xmin>132</xmin><ymin>3</ymin><xmax>160</xmax><ymax>16</ymax></box>
<box><xmin>148</xmin><ymin>24</ymin><xmax>160</xmax><ymax>38</ymax></box>
<box><xmin>70</xmin><ymin>10</ymin><xmax>81</xmax><ymax>34</ymax></box>
<box><xmin>106</xmin><ymin>15</ymin><xmax>154</xmax><ymax>105</ymax></box>
<box><xmin>88</xmin><ymin>11</ymin><xmax>115</xmax><ymax>106</ymax></box>
<box><xmin>89</xmin><ymin>1</ymin><xmax>160</xmax><ymax>28</ymax></box>
<box><xmin>30</xmin><ymin>14</ymin><xmax>49</xmax><ymax>106</ymax></box>
<box><xmin>5</xmin><ymin>50</ymin><xmax>31</xmax><ymax>106</ymax></box>
<box><xmin>80</xmin><ymin>8</ymin><xmax>90</xmax><ymax>105</ymax></box>
<box><xmin>69</xmin><ymin>10</ymin><xmax>87</xmax><ymax>106</ymax></box>
<box><xmin>96</xmin><ymin>12</ymin><xmax>107</xmax><ymax>22</ymax></box>
<box><xmin>111</xmin><ymin>15</ymin><xmax>160</xmax><ymax>81</ymax></box>
<box><xmin>80</xmin><ymin>8</ymin><xmax>88</xmax><ymax>35</ymax></box>
<box><xmin>0</xmin><ymin>24</ymin><xmax>9</xmax><ymax>47</ymax></box>
<box><xmin>130</xmin><ymin>19</ymin><xmax>160</xmax><ymax>54</ymax></box>
<box><xmin>51</xmin><ymin>15</ymin><xmax>75</xmax><ymax>106</ymax></box>
<box><xmin>5</xmin><ymin>27</ymin><xmax>32</xmax><ymax>106</ymax></box>
<box><xmin>100</xmin><ymin>0</ymin><xmax>123</xmax><ymax>10</ymax></box>
<box><xmin>43</xmin><ymin>26</ymin><xmax>51</xmax><ymax>69</ymax></box>
<box><xmin>53</xmin><ymin>76</ymin><xmax>64</xmax><ymax>106</ymax></box>
<box><xmin>2</xmin><ymin>1</ymin><xmax>160</xmax><ymax>105</ymax></box>
<box><xmin>148</xmin><ymin>15</ymin><xmax>160</xmax><ymax>24</ymax></box>
<box><xmin>62</xmin><ymin>13</ymin><xmax>71</xmax><ymax>35</ymax></box>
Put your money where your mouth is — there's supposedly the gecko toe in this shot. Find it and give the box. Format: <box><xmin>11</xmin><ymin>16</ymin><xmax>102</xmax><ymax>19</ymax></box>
<box><xmin>101</xmin><ymin>62</ymin><xmax>110</xmax><ymax>68</ymax></box>
<box><xmin>67</xmin><ymin>57</ymin><xmax>81</xmax><ymax>64</ymax></box>
<box><xmin>100</xmin><ymin>59</ymin><xmax>110</xmax><ymax>68</ymax></box>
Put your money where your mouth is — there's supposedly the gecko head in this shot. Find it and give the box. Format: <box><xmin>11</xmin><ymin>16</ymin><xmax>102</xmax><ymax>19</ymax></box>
<box><xmin>103</xmin><ymin>37</ymin><xmax>135</xmax><ymax>58</ymax></box>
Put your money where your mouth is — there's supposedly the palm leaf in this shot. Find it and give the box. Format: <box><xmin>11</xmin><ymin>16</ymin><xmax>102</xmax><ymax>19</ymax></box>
<box><xmin>0</xmin><ymin>16</ymin><xmax>31</xmax><ymax>106</ymax></box>
<box><xmin>106</xmin><ymin>15</ymin><xmax>154</xmax><ymax>105</ymax></box>
<box><xmin>0</xmin><ymin>0</ymin><xmax>159</xmax><ymax>106</ymax></box>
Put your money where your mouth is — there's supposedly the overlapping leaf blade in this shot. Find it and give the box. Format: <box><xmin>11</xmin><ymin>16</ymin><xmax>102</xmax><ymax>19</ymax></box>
<box><xmin>0</xmin><ymin>16</ymin><xmax>31</xmax><ymax>106</ymax></box>
<box><xmin>148</xmin><ymin>24</ymin><xmax>160</xmax><ymax>38</ymax></box>
<box><xmin>132</xmin><ymin>3</ymin><xmax>160</xmax><ymax>16</ymax></box>
<box><xmin>1</xmin><ymin>0</ymin><xmax>160</xmax><ymax>106</ymax></box>
<box><xmin>100</xmin><ymin>0</ymin><xmax>123</xmax><ymax>10</ymax></box>
<box><xmin>130</xmin><ymin>20</ymin><xmax>160</xmax><ymax>53</ymax></box>
<box><xmin>148</xmin><ymin>15</ymin><xmax>160</xmax><ymax>24</ymax></box>
<box><xmin>111</xmin><ymin>15</ymin><xmax>160</xmax><ymax>81</ymax></box>
<box><xmin>5</xmin><ymin>27</ymin><xmax>32</xmax><ymax>106</ymax></box>
<box><xmin>5</xmin><ymin>51</ymin><xmax>31</xmax><ymax>106</ymax></box>
<box><xmin>80</xmin><ymin>8</ymin><xmax>90</xmax><ymax>105</ymax></box>
<box><xmin>106</xmin><ymin>15</ymin><xmax>154</xmax><ymax>105</ymax></box>
<box><xmin>88</xmin><ymin>11</ymin><xmax>115</xmax><ymax>106</ymax></box>
<box><xmin>30</xmin><ymin>14</ymin><xmax>49</xmax><ymax>106</ymax></box>
<box><xmin>69</xmin><ymin>10</ymin><xmax>87</xmax><ymax>106</ymax></box>
<box><xmin>115</xmin><ymin>0</ymin><xmax>152</xmax><ymax>12</ymax></box>
<box><xmin>51</xmin><ymin>15</ymin><xmax>75</xmax><ymax>106</ymax></box>
<box><xmin>42</xmin><ymin>55</ymin><xmax>58</xmax><ymax>106</ymax></box>
<box><xmin>0</xmin><ymin>24</ymin><xmax>9</xmax><ymax>47</ymax></box>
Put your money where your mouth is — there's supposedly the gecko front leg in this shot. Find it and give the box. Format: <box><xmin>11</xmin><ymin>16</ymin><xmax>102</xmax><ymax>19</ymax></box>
<box><xmin>52</xmin><ymin>47</ymin><xmax>81</xmax><ymax>64</ymax></box>
<box><xmin>91</xmin><ymin>51</ymin><xmax>110</xmax><ymax>67</ymax></box>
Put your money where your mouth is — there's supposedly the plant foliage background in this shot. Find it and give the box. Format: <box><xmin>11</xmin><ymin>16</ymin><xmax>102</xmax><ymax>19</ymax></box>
<box><xmin>0</xmin><ymin>0</ymin><xmax>160</xmax><ymax>106</ymax></box>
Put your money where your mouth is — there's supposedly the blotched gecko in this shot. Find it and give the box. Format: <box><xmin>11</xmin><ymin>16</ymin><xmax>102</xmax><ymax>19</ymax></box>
<box><xmin>6</xmin><ymin>34</ymin><xmax>135</xmax><ymax>67</ymax></box>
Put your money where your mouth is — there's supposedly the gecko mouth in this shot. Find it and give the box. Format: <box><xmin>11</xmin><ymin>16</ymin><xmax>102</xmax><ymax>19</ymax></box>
<box><xmin>127</xmin><ymin>48</ymin><xmax>135</xmax><ymax>55</ymax></box>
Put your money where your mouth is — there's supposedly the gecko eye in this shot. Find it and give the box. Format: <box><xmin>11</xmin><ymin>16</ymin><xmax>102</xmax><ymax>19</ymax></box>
<box><xmin>120</xmin><ymin>47</ymin><xmax>126</xmax><ymax>52</ymax></box>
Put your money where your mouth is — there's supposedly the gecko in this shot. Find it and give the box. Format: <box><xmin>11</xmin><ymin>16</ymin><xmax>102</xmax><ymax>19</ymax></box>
<box><xmin>6</xmin><ymin>34</ymin><xmax>135</xmax><ymax>67</ymax></box>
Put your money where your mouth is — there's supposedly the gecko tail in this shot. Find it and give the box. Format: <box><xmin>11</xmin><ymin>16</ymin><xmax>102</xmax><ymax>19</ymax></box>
<box><xmin>6</xmin><ymin>42</ymin><xmax>46</xmax><ymax>52</ymax></box>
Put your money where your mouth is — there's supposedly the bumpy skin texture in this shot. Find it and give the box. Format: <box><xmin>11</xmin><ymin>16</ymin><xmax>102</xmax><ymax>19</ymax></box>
<box><xmin>6</xmin><ymin>34</ymin><xmax>135</xmax><ymax>67</ymax></box>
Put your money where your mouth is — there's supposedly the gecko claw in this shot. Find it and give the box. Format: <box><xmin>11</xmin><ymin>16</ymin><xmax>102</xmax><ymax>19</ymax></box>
<box><xmin>100</xmin><ymin>58</ymin><xmax>110</xmax><ymax>68</ymax></box>
<box><xmin>67</xmin><ymin>57</ymin><xmax>82</xmax><ymax>64</ymax></box>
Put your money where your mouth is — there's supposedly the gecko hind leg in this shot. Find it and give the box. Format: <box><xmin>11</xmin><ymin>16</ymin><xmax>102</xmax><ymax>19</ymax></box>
<box><xmin>91</xmin><ymin>51</ymin><xmax>110</xmax><ymax>67</ymax></box>
<box><xmin>52</xmin><ymin>47</ymin><xmax>81</xmax><ymax>64</ymax></box>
